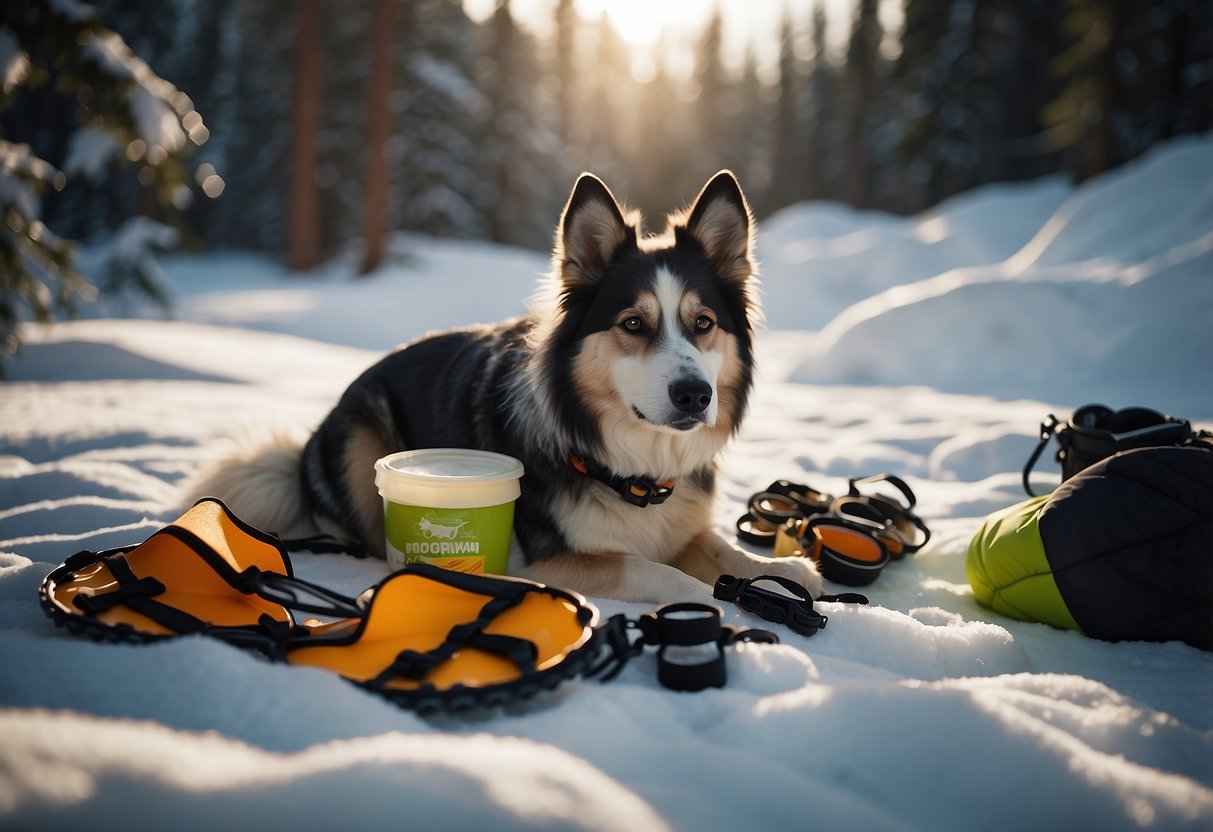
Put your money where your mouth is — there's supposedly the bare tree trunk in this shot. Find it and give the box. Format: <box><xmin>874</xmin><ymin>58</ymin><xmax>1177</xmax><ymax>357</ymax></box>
<box><xmin>286</xmin><ymin>0</ymin><xmax>321</xmax><ymax>272</ymax></box>
<box><xmin>359</xmin><ymin>0</ymin><xmax>395</xmax><ymax>275</ymax></box>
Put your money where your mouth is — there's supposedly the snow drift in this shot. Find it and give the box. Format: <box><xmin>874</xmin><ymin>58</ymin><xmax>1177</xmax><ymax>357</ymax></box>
<box><xmin>788</xmin><ymin>136</ymin><xmax>1213</xmax><ymax>416</ymax></box>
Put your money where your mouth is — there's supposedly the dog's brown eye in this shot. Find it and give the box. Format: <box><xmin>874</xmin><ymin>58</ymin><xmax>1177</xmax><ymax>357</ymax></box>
<box><xmin>621</xmin><ymin>316</ymin><xmax>643</xmax><ymax>333</ymax></box>
<box><xmin>694</xmin><ymin>315</ymin><xmax>715</xmax><ymax>332</ymax></box>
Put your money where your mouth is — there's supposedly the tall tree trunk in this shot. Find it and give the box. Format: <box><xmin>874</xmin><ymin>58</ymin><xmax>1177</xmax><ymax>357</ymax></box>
<box><xmin>844</xmin><ymin>0</ymin><xmax>881</xmax><ymax>208</ymax></box>
<box><xmin>286</xmin><ymin>0</ymin><xmax>321</xmax><ymax>272</ymax></box>
<box><xmin>360</xmin><ymin>0</ymin><xmax>395</xmax><ymax>275</ymax></box>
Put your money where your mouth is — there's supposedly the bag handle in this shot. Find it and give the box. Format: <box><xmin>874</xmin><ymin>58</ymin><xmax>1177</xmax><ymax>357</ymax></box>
<box><xmin>1023</xmin><ymin>414</ymin><xmax>1061</xmax><ymax>498</ymax></box>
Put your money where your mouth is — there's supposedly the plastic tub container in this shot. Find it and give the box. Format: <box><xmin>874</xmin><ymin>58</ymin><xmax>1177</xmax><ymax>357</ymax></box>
<box><xmin>374</xmin><ymin>448</ymin><xmax>524</xmax><ymax>575</ymax></box>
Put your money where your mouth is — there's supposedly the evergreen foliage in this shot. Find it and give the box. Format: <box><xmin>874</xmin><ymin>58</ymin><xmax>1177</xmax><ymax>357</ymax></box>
<box><xmin>477</xmin><ymin>0</ymin><xmax>562</xmax><ymax>249</ymax></box>
<box><xmin>1</xmin><ymin>0</ymin><xmax>1209</xmax><ymax>363</ymax></box>
<box><xmin>1045</xmin><ymin>0</ymin><xmax>1211</xmax><ymax>180</ymax></box>
<box><xmin>0</xmin><ymin>0</ymin><xmax>207</xmax><ymax>374</ymax></box>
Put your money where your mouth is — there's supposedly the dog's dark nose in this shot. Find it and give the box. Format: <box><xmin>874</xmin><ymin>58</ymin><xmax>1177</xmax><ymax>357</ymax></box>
<box><xmin>669</xmin><ymin>378</ymin><xmax>713</xmax><ymax>414</ymax></box>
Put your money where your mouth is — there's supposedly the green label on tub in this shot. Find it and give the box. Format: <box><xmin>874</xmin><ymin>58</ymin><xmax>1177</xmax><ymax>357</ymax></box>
<box><xmin>384</xmin><ymin>501</ymin><xmax>514</xmax><ymax>575</ymax></box>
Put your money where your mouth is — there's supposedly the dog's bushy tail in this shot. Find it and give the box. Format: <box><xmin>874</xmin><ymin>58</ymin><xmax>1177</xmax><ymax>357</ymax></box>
<box><xmin>179</xmin><ymin>429</ymin><xmax>318</xmax><ymax>539</ymax></box>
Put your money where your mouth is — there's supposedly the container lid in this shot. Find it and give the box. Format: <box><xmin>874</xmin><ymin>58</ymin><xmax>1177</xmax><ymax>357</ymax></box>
<box><xmin>377</xmin><ymin>448</ymin><xmax>524</xmax><ymax>482</ymax></box>
<box><xmin>375</xmin><ymin>448</ymin><xmax>524</xmax><ymax>508</ymax></box>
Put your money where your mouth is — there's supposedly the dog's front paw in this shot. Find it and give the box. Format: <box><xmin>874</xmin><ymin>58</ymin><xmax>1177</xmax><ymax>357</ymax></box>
<box><xmin>751</xmin><ymin>555</ymin><xmax>824</xmax><ymax>599</ymax></box>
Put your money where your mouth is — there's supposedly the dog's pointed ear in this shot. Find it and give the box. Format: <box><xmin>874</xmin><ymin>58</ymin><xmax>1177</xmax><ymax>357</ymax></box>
<box><xmin>555</xmin><ymin>173</ymin><xmax>634</xmax><ymax>286</ymax></box>
<box><xmin>685</xmin><ymin>170</ymin><xmax>754</xmax><ymax>283</ymax></box>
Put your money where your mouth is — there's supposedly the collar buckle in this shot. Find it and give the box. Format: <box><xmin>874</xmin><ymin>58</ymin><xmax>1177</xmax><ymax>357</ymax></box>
<box><xmin>621</xmin><ymin>478</ymin><xmax>675</xmax><ymax>507</ymax></box>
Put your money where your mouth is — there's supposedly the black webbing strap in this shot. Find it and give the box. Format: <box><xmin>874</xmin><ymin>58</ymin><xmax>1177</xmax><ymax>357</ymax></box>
<box><xmin>1023</xmin><ymin>414</ymin><xmax>1062</xmax><ymax>497</ymax></box>
<box><xmin>250</xmin><ymin>571</ymin><xmax>365</xmax><ymax>619</ymax></box>
<box><xmin>367</xmin><ymin>589</ymin><xmax>535</xmax><ymax>690</ymax></box>
<box><xmin>72</xmin><ymin>552</ymin><xmax>213</xmax><ymax>635</ymax></box>
<box><xmin>277</xmin><ymin>533</ymin><xmax>371</xmax><ymax>559</ymax></box>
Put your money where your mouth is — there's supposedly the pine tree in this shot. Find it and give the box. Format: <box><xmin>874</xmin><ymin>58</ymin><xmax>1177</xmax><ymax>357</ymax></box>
<box><xmin>572</xmin><ymin>13</ymin><xmax>630</xmax><ymax>193</ymax></box>
<box><xmin>1158</xmin><ymin>0</ymin><xmax>1212</xmax><ymax>141</ymax></box>
<box><xmin>896</xmin><ymin>0</ymin><xmax>1064</xmax><ymax>210</ymax></box>
<box><xmin>842</xmin><ymin>0</ymin><xmax>882</xmax><ymax>208</ymax></box>
<box><xmin>727</xmin><ymin>45</ymin><xmax>773</xmax><ymax>213</ymax></box>
<box><xmin>286</xmin><ymin>0</ymin><xmax>322</xmax><ymax>269</ymax></box>
<box><xmin>897</xmin><ymin>0</ymin><xmax>951</xmax><ymax>208</ymax></box>
<box><xmin>629</xmin><ymin>44</ymin><xmax>681</xmax><ymax>222</ymax></box>
<box><xmin>393</xmin><ymin>0</ymin><xmax>485</xmax><ymax>240</ymax></box>
<box><xmin>158</xmin><ymin>0</ymin><xmax>232</xmax><ymax>247</ymax></box>
<box><xmin>209</xmin><ymin>0</ymin><xmax>294</xmax><ymax>253</ymax></box>
<box><xmin>552</xmin><ymin>0</ymin><xmax>578</xmax><ymax>149</ymax></box>
<box><xmin>690</xmin><ymin>8</ymin><xmax>728</xmax><ymax>181</ymax></box>
<box><xmin>803</xmin><ymin>2</ymin><xmax>839</xmax><ymax>202</ymax></box>
<box><xmin>479</xmin><ymin>0</ymin><xmax>562</xmax><ymax>248</ymax></box>
<box><xmin>1047</xmin><ymin>0</ymin><xmax>1212</xmax><ymax>180</ymax></box>
<box><xmin>769</xmin><ymin>11</ymin><xmax>805</xmax><ymax>212</ymax></box>
<box><xmin>0</xmin><ymin>0</ymin><xmax>207</xmax><ymax>372</ymax></box>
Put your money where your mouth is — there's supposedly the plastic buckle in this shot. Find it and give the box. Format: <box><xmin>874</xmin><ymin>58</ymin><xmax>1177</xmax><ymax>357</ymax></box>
<box><xmin>620</xmin><ymin>478</ymin><xmax>674</xmax><ymax>507</ymax></box>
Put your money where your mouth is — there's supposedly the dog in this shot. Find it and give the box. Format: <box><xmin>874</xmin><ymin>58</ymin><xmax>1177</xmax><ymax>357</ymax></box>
<box><xmin>188</xmin><ymin>170</ymin><xmax>823</xmax><ymax>602</ymax></box>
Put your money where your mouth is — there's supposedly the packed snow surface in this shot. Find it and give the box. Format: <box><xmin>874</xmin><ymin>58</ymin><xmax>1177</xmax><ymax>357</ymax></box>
<box><xmin>2</xmin><ymin>136</ymin><xmax>1211</xmax><ymax>830</ymax></box>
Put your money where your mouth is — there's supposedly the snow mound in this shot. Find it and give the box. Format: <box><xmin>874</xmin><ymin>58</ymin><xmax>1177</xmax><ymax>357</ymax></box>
<box><xmin>758</xmin><ymin>177</ymin><xmax>1070</xmax><ymax>330</ymax></box>
<box><xmin>792</xmin><ymin>135</ymin><xmax>1213</xmax><ymax>417</ymax></box>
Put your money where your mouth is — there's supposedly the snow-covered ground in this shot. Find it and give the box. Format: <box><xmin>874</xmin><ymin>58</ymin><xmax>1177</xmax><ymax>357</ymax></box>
<box><xmin>2</xmin><ymin>136</ymin><xmax>1211</xmax><ymax>830</ymax></box>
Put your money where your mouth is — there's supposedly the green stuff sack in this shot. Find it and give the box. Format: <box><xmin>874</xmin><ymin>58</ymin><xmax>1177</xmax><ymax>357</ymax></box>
<box><xmin>966</xmin><ymin>496</ymin><xmax>1081</xmax><ymax>633</ymax></box>
<box><xmin>968</xmin><ymin>445</ymin><xmax>1213</xmax><ymax>650</ymax></box>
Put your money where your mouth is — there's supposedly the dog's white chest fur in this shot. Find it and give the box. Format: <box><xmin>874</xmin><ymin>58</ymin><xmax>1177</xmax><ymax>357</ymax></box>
<box><xmin>552</xmin><ymin>485</ymin><xmax>710</xmax><ymax>564</ymax></box>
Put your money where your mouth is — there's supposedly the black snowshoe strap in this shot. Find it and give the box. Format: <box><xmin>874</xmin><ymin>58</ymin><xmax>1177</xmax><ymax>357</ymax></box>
<box><xmin>276</xmin><ymin>533</ymin><xmax>372</xmax><ymax>559</ymax></box>
<box><xmin>367</xmin><ymin>591</ymin><xmax>535</xmax><ymax>690</ymax></box>
<box><xmin>71</xmin><ymin>551</ymin><xmax>212</xmax><ymax>635</ymax></box>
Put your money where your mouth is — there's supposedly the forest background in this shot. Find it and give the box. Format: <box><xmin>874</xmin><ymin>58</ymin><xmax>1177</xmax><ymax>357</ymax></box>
<box><xmin>1</xmin><ymin>0</ymin><xmax>1210</xmax><ymax>341</ymax></box>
